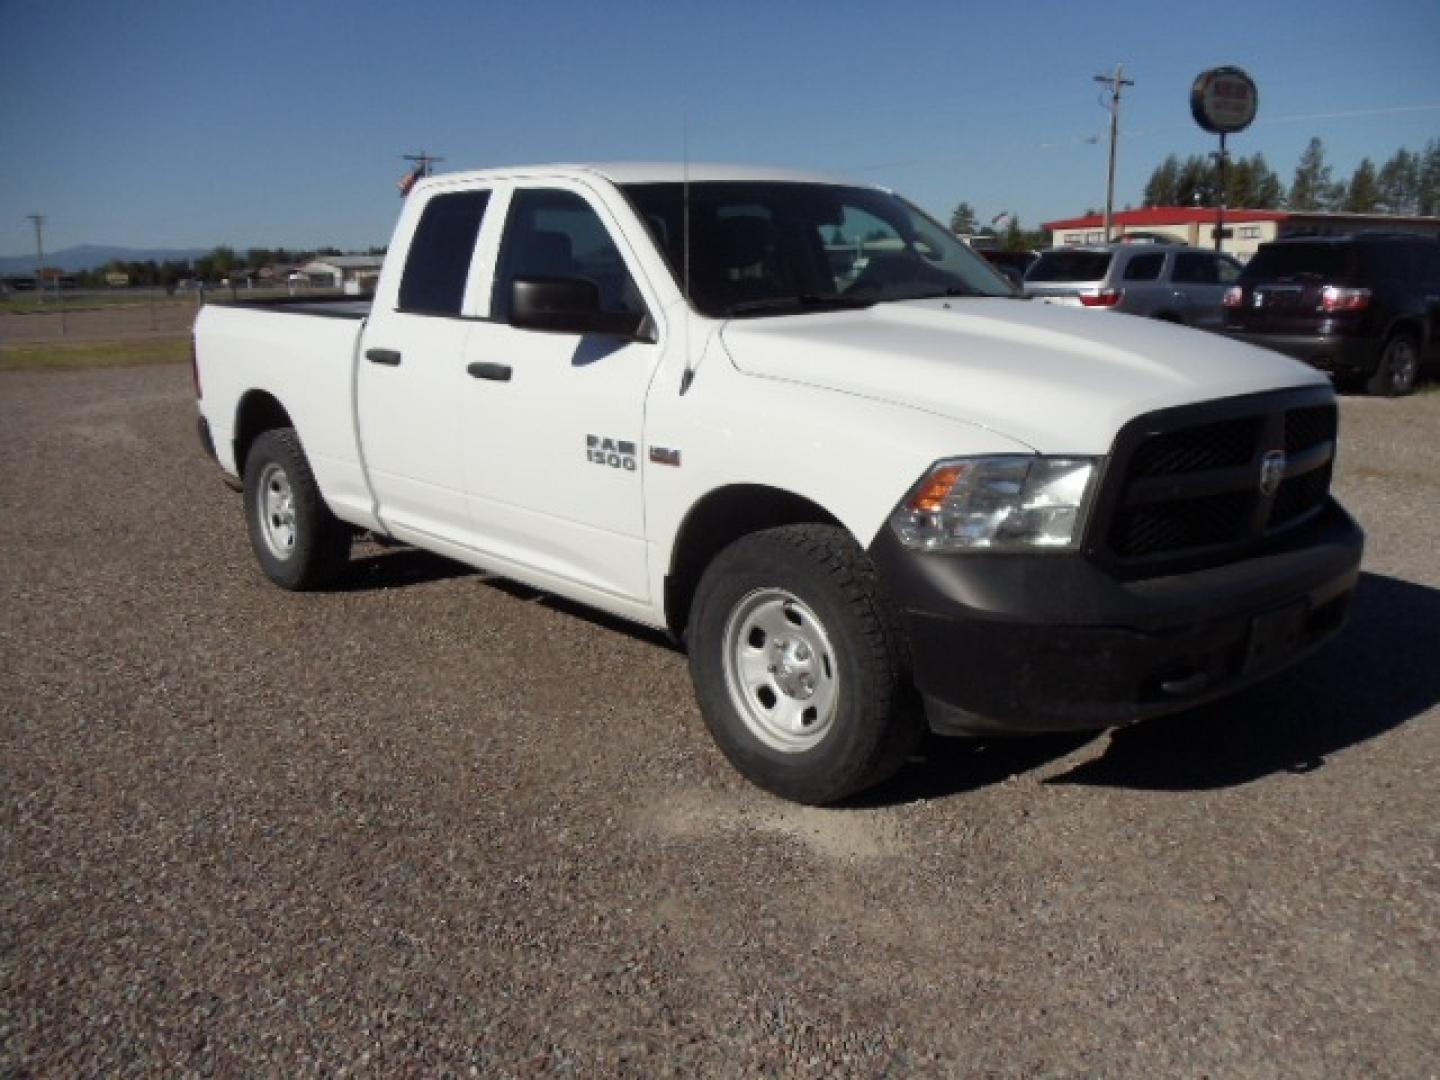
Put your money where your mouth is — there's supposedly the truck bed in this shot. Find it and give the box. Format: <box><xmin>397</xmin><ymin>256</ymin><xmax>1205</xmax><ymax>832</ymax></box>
<box><xmin>207</xmin><ymin>295</ymin><xmax>371</xmax><ymax>319</ymax></box>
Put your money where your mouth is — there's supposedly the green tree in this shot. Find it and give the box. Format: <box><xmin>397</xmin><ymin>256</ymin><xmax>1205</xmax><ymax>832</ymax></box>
<box><xmin>1376</xmin><ymin>149</ymin><xmax>1418</xmax><ymax>214</ymax></box>
<box><xmin>1342</xmin><ymin>158</ymin><xmax>1382</xmax><ymax>213</ymax></box>
<box><xmin>1143</xmin><ymin>155</ymin><xmax>1181</xmax><ymax>206</ymax></box>
<box><xmin>1174</xmin><ymin>155</ymin><xmax>1214</xmax><ymax>206</ymax></box>
<box><xmin>1249</xmin><ymin>153</ymin><xmax>1284</xmax><ymax>209</ymax></box>
<box><xmin>1223</xmin><ymin>153</ymin><xmax>1283</xmax><ymax>209</ymax></box>
<box><xmin>1288</xmin><ymin>137</ymin><xmax>1333</xmax><ymax>210</ymax></box>
<box><xmin>1418</xmin><ymin>139</ymin><xmax>1440</xmax><ymax>216</ymax></box>
<box><xmin>949</xmin><ymin>201</ymin><xmax>978</xmax><ymax>234</ymax></box>
<box><xmin>207</xmin><ymin>246</ymin><xmax>238</xmax><ymax>279</ymax></box>
<box><xmin>1223</xmin><ymin>155</ymin><xmax>1255</xmax><ymax>208</ymax></box>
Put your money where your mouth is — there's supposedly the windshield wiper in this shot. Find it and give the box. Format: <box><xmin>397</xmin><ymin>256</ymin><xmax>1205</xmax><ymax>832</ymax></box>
<box><xmin>878</xmin><ymin>286</ymin><xmax>987</xmax><ymax>302</ymax></box>
<box><xmin>723</xmin><ymin>294</ymin><xmax>877</xmax><ymax>317</ymax></box>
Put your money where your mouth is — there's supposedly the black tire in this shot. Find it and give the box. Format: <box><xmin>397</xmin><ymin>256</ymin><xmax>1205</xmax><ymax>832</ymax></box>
<box><xmin>686</xmin><ymin>524</ymin><xmax>922</xmax><ymax>805</ymax></box>
<box><xmin>242</xmin><ymin>428</ymin><xmax>351</xmax><ymax>590</ymax></box>
<box><xmin>1365</xmin><ymin>332</ymin><xmax>1420</xmax><ymax>397</ymax></box>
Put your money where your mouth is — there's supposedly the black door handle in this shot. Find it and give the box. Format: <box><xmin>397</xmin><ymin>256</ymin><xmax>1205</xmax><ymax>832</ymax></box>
<box><xmin>467</xmin><ymin>362</ymin><xmax>512</xmax><ymax>382</ymax></box>
<box><xmin>366</xmin><ymin>348</ymin><xmax>402</xmax><ymax>366</ymax></box>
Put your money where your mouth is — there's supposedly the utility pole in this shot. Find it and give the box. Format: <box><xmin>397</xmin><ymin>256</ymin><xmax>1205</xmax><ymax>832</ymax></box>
<box><xmin>1211</xmin><ymin>135</ymin><xmax>1229</xmax><ymax>252</ymax></box>
<box><xmin>402</xmin><ymin>151</ymin><xmax>444</xmax><ymax>178</ymax></box>
<box><xmin>27</xmin><ymin>213</ymin><xmax>46</xmax><ymax>301</ymax></box>
<box><xmin>1093</xmin><ymin>65</ymin><xmax>1134</xmax><ymax>243</ymax></box>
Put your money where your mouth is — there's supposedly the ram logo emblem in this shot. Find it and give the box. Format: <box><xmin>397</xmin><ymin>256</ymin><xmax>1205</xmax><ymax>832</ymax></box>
<box><xmin>1258</xmin><ymin>450</ymin><xmax>1286</xmax><ymax>497</ymax></box>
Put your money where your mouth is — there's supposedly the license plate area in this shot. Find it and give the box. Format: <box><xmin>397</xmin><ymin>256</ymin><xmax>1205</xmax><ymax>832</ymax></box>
<box><xmin>1243</xmin><ymin>601</ymin><xmax>1308</xmax><ymax>674</ymax></box>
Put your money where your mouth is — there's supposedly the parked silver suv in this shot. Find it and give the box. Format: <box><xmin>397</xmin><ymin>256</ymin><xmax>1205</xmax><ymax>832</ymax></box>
<box><xmin>1023</xmin><ymin>243</ymin><xmax>1243</xmax><ymax>329</ymax></box>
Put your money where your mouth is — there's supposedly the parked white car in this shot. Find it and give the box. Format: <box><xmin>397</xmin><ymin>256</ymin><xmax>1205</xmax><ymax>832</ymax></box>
<box><xmin>195</xmin><ymin>163</ymin><xmax>1362</xmax><ymax>803</ymax></box>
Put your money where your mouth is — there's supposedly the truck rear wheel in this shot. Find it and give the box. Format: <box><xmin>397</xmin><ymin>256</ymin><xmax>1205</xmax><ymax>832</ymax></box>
<box><xmin>243</xmin><ymin>428</ymin><xmax>350</xmax><ymax>590</ymax></box>
<box><xmin>687</xmin><ymin>524</ymin><xmax>922</xmax><ymax>805</ymax></box>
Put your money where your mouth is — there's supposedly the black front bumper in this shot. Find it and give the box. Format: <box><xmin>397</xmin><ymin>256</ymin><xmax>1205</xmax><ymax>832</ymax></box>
<box><xmin>869</xmin><ymin>501</ymin><xmax>1364</xmax><ymax>736</ymax></box>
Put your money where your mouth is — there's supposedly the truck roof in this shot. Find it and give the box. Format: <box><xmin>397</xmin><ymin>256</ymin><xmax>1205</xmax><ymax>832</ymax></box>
<box><xmin>414</xmin><ymin>161</ymin><xmax>869</xmax><ymax>192</ymax></box>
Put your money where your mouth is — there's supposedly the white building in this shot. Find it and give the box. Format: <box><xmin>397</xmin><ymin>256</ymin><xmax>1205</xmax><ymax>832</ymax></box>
<box><xmin>297</xmin><ymin>255</ymin><xmax>384</xmax><ymax>294</ymax></box>
<box><xmin>1043</xmin><ymin>207</ymin><xmax>1440</xmax><ymax>261</ymax></box>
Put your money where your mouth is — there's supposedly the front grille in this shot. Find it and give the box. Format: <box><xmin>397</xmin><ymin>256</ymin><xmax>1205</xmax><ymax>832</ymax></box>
<box><xmin>1097</xmin><ymin>392</ymin><xmax>1337</xmax><ymax>573</ymax></box>
<box><xmin>1269</xmin><ymin>462</ymin><xmax>1333</xmax><ymax>529</ymax></box>
<box><xmin>1129</xmin><ymin>417</ymin><xmax>1260</xmax><ymax>477</ymax></box>
<box><xmin>1284</xmin><ymin>403</ymin><xmax>1337</xmax><ymax>455</ymax></box>
<box><xmin>1112</xmin><ymin>491</ymin><xmax>1253</xmax><ymax>558</ymax></box>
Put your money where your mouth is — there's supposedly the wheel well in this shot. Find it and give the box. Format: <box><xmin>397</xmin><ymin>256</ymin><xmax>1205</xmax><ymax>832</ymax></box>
<box><xmin>1386</xmin><ymin>318</ymin><xmax>1423</xmax><ymax>346</ymax></box>
<box><xmin>234</xmin><ymin>391</ymin><xmax>293</xmax><ymax>477</ymax></box>
<box><xmin>664</xmin><ymin>485</ymin><xmax>843</xmax><ymax>641</ymax></box>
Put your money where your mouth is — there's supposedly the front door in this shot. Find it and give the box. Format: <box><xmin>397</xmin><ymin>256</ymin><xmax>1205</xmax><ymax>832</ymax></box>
<box><xmin>460</xmin><ymin>184</ymin><xmax>662</xmax><ymax>602</ymax></box>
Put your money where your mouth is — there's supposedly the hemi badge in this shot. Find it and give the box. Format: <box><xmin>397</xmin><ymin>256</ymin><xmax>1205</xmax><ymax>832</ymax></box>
<box><xmin>649</xmin><ymin>446</ymin><xmax>682</xmax><ymax>467</ymax></box>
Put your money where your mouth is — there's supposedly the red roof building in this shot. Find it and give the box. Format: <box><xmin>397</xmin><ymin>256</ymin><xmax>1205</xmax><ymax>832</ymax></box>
<box><xmin>1041</xmin><ymin>206</ymin><xmax>1440</xmax><ymax>260</ymax></box>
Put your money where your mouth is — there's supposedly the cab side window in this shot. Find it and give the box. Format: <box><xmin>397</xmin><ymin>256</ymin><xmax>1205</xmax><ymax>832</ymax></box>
<box><xmin>398</xmin><ymin>190</ymin><xmax>491</xmax><ymax>315</ymax></box>
<box><xmin>494</xmin><ymin>189</ymin><xmax>642</xmax><ymax>322</ymax></box>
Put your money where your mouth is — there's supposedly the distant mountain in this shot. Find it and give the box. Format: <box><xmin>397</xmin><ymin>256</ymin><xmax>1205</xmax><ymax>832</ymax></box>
<box><xmin>0</xmin><ymin>245</ymin><xmax>210</xmax><ymax>274</ymax></box>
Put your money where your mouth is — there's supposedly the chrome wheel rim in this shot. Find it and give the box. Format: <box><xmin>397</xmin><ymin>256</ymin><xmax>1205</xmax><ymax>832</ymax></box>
<box><xmin>721</xmin><ymin>588</ymin><xmax>839</xmax><ymax>753</ymax></box>
<box><xmin>257</xmin><ymin>462</ymin><xmax>297</xmax><ymax>560</ymax></box>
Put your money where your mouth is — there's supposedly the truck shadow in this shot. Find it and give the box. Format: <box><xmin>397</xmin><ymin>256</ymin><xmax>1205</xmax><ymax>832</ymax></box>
<box><xmin>326</xmin><ymin>542</ymin><xmax>680</xmax><ymax>647</ymax></box>
<box><xmin>860</xmin><ymin>571</ymin><xmax>1440</xmax><ymax>804</ymax></box>
<box><xmin>331</xmin><ymin>547</ymin><xmax>479</xmax><ymax>591</ymax></box>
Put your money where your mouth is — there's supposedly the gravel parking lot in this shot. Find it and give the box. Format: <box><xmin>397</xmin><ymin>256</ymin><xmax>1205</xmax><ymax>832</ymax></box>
<box><xmin>3</xmin><ymin>363</ymin><xmax>1437</xmax><ymax>1076</ymax></box>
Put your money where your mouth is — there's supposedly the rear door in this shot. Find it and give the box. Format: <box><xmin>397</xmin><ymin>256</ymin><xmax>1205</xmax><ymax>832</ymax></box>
<box><xmin>356</xmin><ymin>187</ymin><xmax>494</xmax><ymax>543</ymax></box>
<box><xmin>459</xmin><ymin>181</ymin><xmax>665</xmax><ymax>602</ymax></box>
<box><xmin>1171</xmin><ymin>251</ymin><xmax>1239</xmax><ymax>329</ymax></box>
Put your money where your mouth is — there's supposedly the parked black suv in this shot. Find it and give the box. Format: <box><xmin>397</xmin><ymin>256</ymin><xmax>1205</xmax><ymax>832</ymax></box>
<box><xmin>1223</xmin><ymin>234</ymin><xmax>1440</xmax><ymax>395</ymax></box>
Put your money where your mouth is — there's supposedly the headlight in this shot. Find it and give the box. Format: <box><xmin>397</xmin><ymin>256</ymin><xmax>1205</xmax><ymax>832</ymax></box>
<box><xmin>889</xmin><ymin>456</ymin><xmax>1098</xmax><ymax>552</ymax></box>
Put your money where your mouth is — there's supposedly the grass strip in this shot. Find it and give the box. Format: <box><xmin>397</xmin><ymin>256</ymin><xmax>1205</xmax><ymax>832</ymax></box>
<box><xmin>0</xmin><ymin>337</ymin><xmax>190</xmax><ymax>370</ymax></box>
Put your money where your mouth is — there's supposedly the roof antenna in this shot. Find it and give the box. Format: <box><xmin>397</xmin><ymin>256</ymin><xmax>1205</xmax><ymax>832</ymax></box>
<box><xmin>680</xmin><ymin>111</ymin><xmax>697</xmax><ymax>395</ymax></box>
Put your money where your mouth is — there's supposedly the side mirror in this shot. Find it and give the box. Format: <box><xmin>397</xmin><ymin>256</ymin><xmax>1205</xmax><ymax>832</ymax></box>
<box><xmin>509</xmin><ymin>276</ymin><xmax>645</xmax><ymax>338</ymax></box>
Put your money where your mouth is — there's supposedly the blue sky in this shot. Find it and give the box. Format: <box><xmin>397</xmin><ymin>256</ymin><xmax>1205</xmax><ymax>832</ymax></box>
<box><xmin>1</xmin><ymin>0</ymin><xmax>1437</xmax><ymax>255</ymax></box>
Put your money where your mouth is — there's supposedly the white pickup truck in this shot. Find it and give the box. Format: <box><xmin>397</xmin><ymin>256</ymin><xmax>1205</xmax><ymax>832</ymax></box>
<box><xmin>195</xmin><ymin>163</ymin><xmax>1363</xmax><ymax>804</ymax></box>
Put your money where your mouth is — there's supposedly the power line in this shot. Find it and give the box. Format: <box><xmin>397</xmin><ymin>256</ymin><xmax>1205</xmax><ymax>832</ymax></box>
<box><xmin>1094</xmin><ymin>64</ymin><xmax>1134</xmax><ymax>243</ymax></box>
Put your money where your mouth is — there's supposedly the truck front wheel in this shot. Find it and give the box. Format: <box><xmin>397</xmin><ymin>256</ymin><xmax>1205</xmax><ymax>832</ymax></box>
<box><xmin>242</xmin><ymin>428</ymin><xmax>350</xmax><ymax>590</ymax></box>
<box><xmin>687</xmin><ymin>524</ymin><xmax>922</xmax><ymax>804</ymax></box>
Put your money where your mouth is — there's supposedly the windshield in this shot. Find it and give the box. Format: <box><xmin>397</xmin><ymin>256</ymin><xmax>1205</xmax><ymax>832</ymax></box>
<box><xmin>622</xmin><ymin>181</ymin><xmax>1014</xmax><ymax>317</ymax></box>
<box><xmin>1241</xmin><ymin>243</ymin><xmax>1357</xmax><ymax>283</ymax></box>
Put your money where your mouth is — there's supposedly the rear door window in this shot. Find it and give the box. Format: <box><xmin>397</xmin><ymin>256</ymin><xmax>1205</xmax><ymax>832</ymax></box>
<box><xmin>1122</xmin><ymin>253</ymin><xmax>1163</xmax><ymax>281</ymax></box>
<box><xmin>398</xmin><ymin>190</ymin><xmax>491</xmax><ymax>315</ymax></box>
<box><xmin>1027</xmin><ymin>251</ymin><xmax>1113</xmax><ymax>283</ymax></box>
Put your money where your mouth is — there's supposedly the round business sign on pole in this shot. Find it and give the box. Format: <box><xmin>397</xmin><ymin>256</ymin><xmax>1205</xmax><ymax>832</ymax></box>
<box><xmin>1190</xmin><ymin>66</ymin><xmax>1258</xmax><ymax>134</ymax></box>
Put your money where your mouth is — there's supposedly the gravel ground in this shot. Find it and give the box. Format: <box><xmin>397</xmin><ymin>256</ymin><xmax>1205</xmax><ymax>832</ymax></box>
<box><xmin>2</xmin><ymin>364</ymin><xmax>1437</xmax><ymax>1077</ymax></box>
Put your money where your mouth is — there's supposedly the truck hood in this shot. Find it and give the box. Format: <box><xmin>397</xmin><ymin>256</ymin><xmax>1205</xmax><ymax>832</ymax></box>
<box><xmin>719</xmin><ymin>298</ymin><xmax>1327</xmax><ymax>454</ymax></box>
